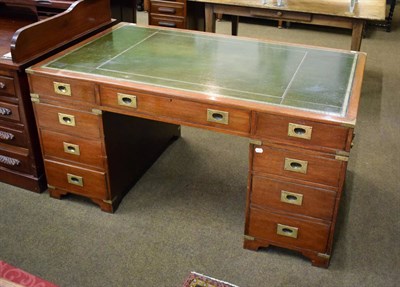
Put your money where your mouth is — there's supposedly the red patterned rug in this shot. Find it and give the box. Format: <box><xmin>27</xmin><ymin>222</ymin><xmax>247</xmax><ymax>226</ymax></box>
<box><xmin>182</xmin><ymin>272</ymin><xmax>239</xmax><ymax>287</ymax></box>
<box><xmin>0</xmin><ymin>261</ymin><xmax>58</xmax><ymax>287</ymax></box>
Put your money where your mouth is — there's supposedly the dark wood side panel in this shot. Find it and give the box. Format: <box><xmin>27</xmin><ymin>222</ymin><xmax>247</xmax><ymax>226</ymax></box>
<box><xmin>10</xmin><ymin>0</ymin><xmax>112</xmax><ymax>63</ymax></box>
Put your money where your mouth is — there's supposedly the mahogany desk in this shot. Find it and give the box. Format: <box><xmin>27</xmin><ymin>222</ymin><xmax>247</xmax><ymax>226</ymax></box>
<box><xmin>188</xmin><ymin>0</ymin><xmax>386</xmax><ymax>51</ymax></box>
<box><xmin>27</xmin><ymin>23</ymin><xmax>365</xmax><ymax>267</ymax></box>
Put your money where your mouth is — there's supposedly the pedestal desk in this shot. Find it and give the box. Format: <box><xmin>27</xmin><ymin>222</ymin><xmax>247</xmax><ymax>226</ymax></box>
<box><xmin>0</xmin><ymin>0</ymin><xmax>113</xmax><ymax>192</ymax></box>
<box><xmin>27</xmin><ymin>23</ymin><xmax>365</xmax><ymax>267</ymax></box>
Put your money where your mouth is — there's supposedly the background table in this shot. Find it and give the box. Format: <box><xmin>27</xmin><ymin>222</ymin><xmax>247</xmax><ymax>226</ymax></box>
<box><xmin>188</xmin><ymin>0</ymin><xmax>386</xmax><ymax>50</ymax></box>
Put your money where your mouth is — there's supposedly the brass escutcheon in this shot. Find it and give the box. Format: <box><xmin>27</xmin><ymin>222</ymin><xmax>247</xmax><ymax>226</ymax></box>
<box><xmin>53</xmin><ymin>82</ymin><xmax>71</xmax><ymax>96</ymax></box>
<box><xmin>67</xmin><ymin>173</ymin><xmax>83</xmax><ymax>187</ymax></box>
<box><xmin>288</xmin><ymin>123</ymin><xmax>312</xmax><ymax>140</ymax></box>
<box><xmin>284</xmin><ymin>158</ymin><xmax>308</xmax><ymax>174</ymax></box>
<box><xmin>277</xmin><ymin>224</ymin><xmax>298</xmax><ymax>239</ymax></box>
<box><xmin>117</xmin><ymin>93</ymin><xmax>137</xmax><ymax>108</ymax></box>
<box><xmin>280</xmin><ymin>190</ymin><xmax>303</xmax><ymax>206</ymax></box>
<box><xmin>58</xmin><ymin>113</ymin><xmax>76</xmax><ymax>126</ymax></box>
<box><xmin>63</xmin><ymin>142</ymin><xmax>80</xmax><ymax>155</ymax></box>
<box><xmin>207</xmin><ymin>109</ymin><xmax>229</xmax><ymax>125</ymax></box>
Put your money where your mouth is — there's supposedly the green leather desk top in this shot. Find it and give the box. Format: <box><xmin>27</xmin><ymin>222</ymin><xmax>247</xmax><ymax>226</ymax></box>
<box><xmin>43</xmin><ymin>24</ymin><xmax>359</xmax><ymax>117</ymax></box>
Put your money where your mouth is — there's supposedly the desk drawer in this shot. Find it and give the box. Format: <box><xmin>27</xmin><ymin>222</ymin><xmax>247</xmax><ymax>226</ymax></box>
<box><xmin>0</xmin><ymin>76</ymin><xmax>16</xmax><ymax>97</ymax></box>
<box><xmin>149</xmin><ymin>14</ymin><xmax>186</xmax><ymax>28</ymax></box>
<box><xmin>29</xmin><ymin>75</ymin><xmax>96</xmax><ymax>103</ymax></box>
<box><xmin>150</xmin><ymin>1</ymin><xmax>185</xmax><ymax>17</ymax></box>
<box><xmin>0</xmin><ymin>146</ymin><xmax>30</xmax><ymax>173</ymax></box>
<box><xmin>0</xmin><ymin>101</ymin><xmax>20</xmax><ymax>122</ymax></box>
<box><xmin>0</xmin><ymin>122</ymin><xmax>27</xmax><ymax>147</ymax></box>
<box><xmin>40</xmin><ymin>129</ymin><xmax>105</xmax><ymax>169</ymax></box>
<box><xmin>252</xmin><ymin>145</ymin><xmax>343</xmax><ymax>188</ymax></box>
<box><xmin>34</xmin><ymin>103</ymin><xmax>101</xmax><ymax>139</ymax></box>
<box><xmin>254</xmin><ymin>113</ymin><xmax>351</xmax><ymax>152</ymax></box>
<box><xmin>251</xmin><ymin>175</ymin><xmax>336</xmax><ymax>220</ymax></box>
<box><xmin>247</xmin><ymin>207</ymin><xmax>330</xmax><ymax>253</ymax></box>
<box><xmin>45</xmin><ymin>160</ymin><xmax>108</xmax><ymax>200</ymax></box>
<box><xmin>250</xmin><ymin>9</ymin><xmax>312</xmax><ymax>22</ymax></box>
<box><xmin>100</xmin><ymin>86</ymin><xmax>251</xmax><ymax>135</ymax></box>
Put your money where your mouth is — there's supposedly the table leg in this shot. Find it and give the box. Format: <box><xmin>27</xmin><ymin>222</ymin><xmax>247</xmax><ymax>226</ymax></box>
<box><xmin>232</xmin><ymin>15</ymin><xmax>239</xmax><ymax>35</ymax></box>
<box><xmin>351</xmin><ymin>21</ymin><xmax>364</xmax><ymax>51</ymax></box>
<box><xmin>205</xmin><ymin>3</ymin><xmax>216</xmax><ymax>33</ymax></box>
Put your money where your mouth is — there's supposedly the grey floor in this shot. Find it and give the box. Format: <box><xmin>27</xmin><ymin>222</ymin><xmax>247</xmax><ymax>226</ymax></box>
<box><xmin>1</xmin><ymin>10</ymin><xmax>399</xmax><ymax>287</ymax></box>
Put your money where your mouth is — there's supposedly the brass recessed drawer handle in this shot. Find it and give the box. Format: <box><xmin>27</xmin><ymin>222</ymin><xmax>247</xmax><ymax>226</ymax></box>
<box><xmin>158</xmin><ymin>21</ymin><xmax>176</xmax><ymax>28</ymax></box>
<box><xmin>117</xmin><ymin>93</ymin><xmax>137</xmax><ymax>108</ymax></box>
<box><xmin>0</xmin><ymin>82</ymin><xmax>6</xmax><ymax>89</ymax></box>
<box><xmin>276</xmin><ymin>11</ymin><xmax>283</xmax><ymax>16</ymax></box>
<box><xmin>280</xmin><ymin>190</ymin><xmax>303</xmax><ymax>206</ymax></box>
<box><xmin>63</xmin><ymin>142</ymin><xmax>80</xmax><ymax>155</ymax></box>
<box><xmin>67</xmin><ymin>173</ymin><xmax>83</xmax><ymax>187</ymax></box>
<box><xmin>284</xmin><ymin>158</ymin><xmax>308</xmax><ymax>174</ymax></box>
<box><xmin>0</xmin><ymin>107</ymin><xmax>12</xmax><ymax>116</ymax></box>
<box><xmin>207</xmin><ymin>109</ymin><xmax>229</xmax><ymax>125</ymax></box>
<box><xmin>53</xmin><ymin>82</ymin><xmax>71</xmax><ymax>96</ymax></box>
<box><xmin>277</xmin><ymin>224</ymin><xmax>298</xmax><ymax>239</ymax></box>
<box><xmin>0</xmin><ymin>131</ymin><xmax>14</xmax><ymax>141</ymax></box>
<box><xmin>158</xmin><ymin>7</ymin><xmax>176</xmax><ymax>14</ymax></box>
<box><xmin>288</xmin><ymin>123</ymin><xmax>312</xmax><ymax>140</ymax></box>
<box><xmin>0</xmin><ymin>155</ymin><xmax>20</xmax><ymax>166</ymax></box>
<box><xmin>58</xmin><ymin>113</ymin><xmax>76</xmax><ymax>126</ymax></box>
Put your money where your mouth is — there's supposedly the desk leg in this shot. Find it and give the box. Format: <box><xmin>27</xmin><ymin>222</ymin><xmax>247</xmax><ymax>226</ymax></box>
<box><xmin>351</xmin><ymin>21</ymin><xmax>364</xmax><ymax>51</ymax></box>
<box><xmin>205</xmin><ymin>3</ymin><xmax>216</xmax><ymax>33</ymax></box>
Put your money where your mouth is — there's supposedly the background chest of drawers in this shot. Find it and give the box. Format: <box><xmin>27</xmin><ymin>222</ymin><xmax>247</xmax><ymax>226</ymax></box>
<box><xmin>244</xmin><ymin>113</ymin><xmax>354</xmax><ymax>267</ymax></box>
<box><xmin>0</xmin><ymin>0</ymin><xmax>113</xmax><ymax>192</ymax></box>
<box><xmin>148</xmin><ymin>0</ymin><xmax>187</xmax><ymax>28</ymax></box>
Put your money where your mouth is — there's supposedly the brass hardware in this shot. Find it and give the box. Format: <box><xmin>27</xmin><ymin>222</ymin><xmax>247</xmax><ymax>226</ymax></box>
<box><xmin>317</xmin><ymin>253</ymin><xmax>331</xmax><ymax>259</ymax></box>
<box><xmin>277</xmin><ymin>224</ymin><xmax>298</xmax><ymax>239</ymax></box>
<box><xmin>341</xmin><ymin>122</ymin><xmax>356</xmax><ymax>128</ymax></box>
<box><xmin>117</xmin><ymin>93</ymin><xmax>137</xmax><ymax>108</ymax></box>
<box><xmin>92</xmin><ymin>109</ymin><xmax>102</xmax><ymax>115</ymax></box>
<box><xmin>207</xmin><ymin>109</ymin><xmax>229</xmax><ymax>125</ymax></box>
<box><xmin>0</xmin><ymin>82</ymin><xmax>5</xmax><ymax>89</ymax></box>
<box><xmin>335</xmin><ymin>155</ymin><xmax>349</xmax><ymax>162</ymax></box>
<box><xmin>63</xmin><ymin>142</ymin><xmax>80</xmax><ymax>155</ymax></box>
<box><xmin>249</xmin><ymin>139</ymin><xmax>262</xmax><ymax>146</ymax></box>
<box><xmin>244</xmin><ymin>235</ymin><xmax>255</xmax><ymax>241</ymax></box>
<box><xmin>47</xmin><ymin>184</ymin><xmax>56</xmax><ymax>189</ymax></box>
<box><xmin>103</xmin><ymin>199</ymin><xmax>113</xmax><ymax>204</ymax></box>
<box><xmin>284</xmin><ymin>158</ymin><xmax>308</xmax><ymax>174</ymax></box>
<box><xmin>280</xmin><ymin>190</ymin><xmax>303</xmax><ymax>206</ymax></box>
<box><xmin>336</xmin><ymin>150</ymin><xmax>350</xmax><ymax>157</ymax></box>
<box><xmin>30</xmin><ymin>93</ymin><xmax>40</xmax><ymax>103</ymax></box>
<box><xmin>53</xmin><ymin>82</ymin><xmax>71</xmax><ymax>96</ymax></box>
<box><xmin>67</xmin><ymin>173</ymin><xmax>83</xmax><ymax>187</ymax></box>
<box><xmin>288</xmin><ymin>123</ymin><xmax>312</xmax><ymax>140</ymax></box>
<box><xmin>276</xmin><ymin>11</ymin><xmax>283</xmax><ymax>16</ymax></box>
<box><xmin>58</xmin><ymin>113</ymin><xmax>76</xmax><ymax>126</ymax></box>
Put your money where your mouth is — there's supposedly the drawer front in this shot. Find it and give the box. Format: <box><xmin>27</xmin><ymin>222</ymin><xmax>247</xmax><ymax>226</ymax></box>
<box><xmin>45</xmin><ymin>160</ymin><xmax>108</xmax><ymax>200</ymax></box>
<box><xmin>251</xmin><ymin>175</ymin><xmax>336</xmax><ymax>220</ymax></box>
<box><xmin>0</xmin><ymin>147</ymin><xmax>30</xmax><ymax>173</ymax></box>
<box><xmin>254</xmin><ymin>113</ymin><xmax>350</xmax><ymax>151</ymax></box>
<box><xmin>100</xmin><ymin>86</ymin><xmax>251</xmax><ymax>135</ymax></box>
<box><xmin>29</xmin><ymin>75</ymin><xmax>96</xmax><ymax>103</ymax></box>
<box><xmin>0</xmin><ymin>123</ymin><xmax>27</xmax><ymax>147</ymax></box>
<box><xmin>0</xmin><ymin>101</ymin><xmax>20</xmax><ymax>122</ymax></box>
<box><xmin>0</xmin><ymin>75</ymin><xmax>16</xmax><ymax>97</ymax></box>
<box><xmin>40</xmin><ymin>129</ymin><xmax>105</xmax><ymax>169</ymax></box>
<box><xmin>247</xmin><ymin>207</ymin><xmax>330</xmax><ymax>253</ymax></box>
<box><xmin>252</xmin><ymin>145</ymin><xmax>343</xmax><ymax>187</ymax></box>
<box><xmin>151</xmin><ymin>1</ymin><xmax>185</xmax><ymax>17</ymax></box>
<box><xmin>250</xmin><ymin>9</ymin><xmax>312</xmax><ymax>22</ymax></box>
<box><xmin>149</xmin><ymin>14</ymin><xmax>186</xmax><ymax>28</ymax></box>
<box><xmin>34</xmin><ymin>103</ymin><xmax>101</xmax><ymax>139</ymax></box>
